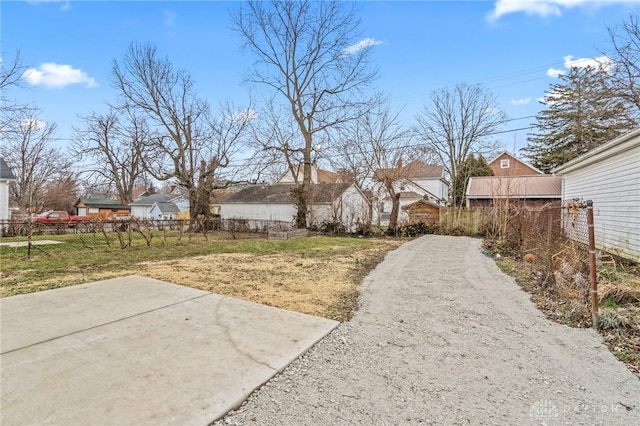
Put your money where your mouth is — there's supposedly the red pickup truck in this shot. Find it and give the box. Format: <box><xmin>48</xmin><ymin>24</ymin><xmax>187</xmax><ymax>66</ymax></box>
<box><xmin>31</xmin><ymin>211</ymin><xmax>92</xmax><ymax>227</ymax></box>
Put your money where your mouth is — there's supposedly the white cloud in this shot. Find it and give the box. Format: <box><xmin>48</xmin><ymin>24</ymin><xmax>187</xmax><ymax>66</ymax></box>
<box><xmin>546</xmin><ymin>54</ymin><xmax>615</xmax><ymax>78</ymax></box>
<box><xmin>343</xmin><ymin>38</ymin><xmax>383</xmax><ymax>56</ymax></box>
<box><xmin>547</xmin><ymin>67</ymin><xmax>565</xmax><ymax>78</ymax></box>
<box><xmin>510</xmin><ymin>97</ymin><xmax>531</xmax><ymax>105</ymax></box>
<box><xmin>19</xmin><ymin>118</ymin><xmax>48</xmax><ymax>131</ymax></box>
<box><xmin>229</xmin><ymin>108</ymin><xmax>257</xmax><ymax>123</ymax></box>
<box><xmin>22</xmin><ymin>63</ymin><xmax>97</xmax><ymax>89</ymax></box>
<box><xmin>488</xmin><ymin>0</ymin><xmax>561</xmax><ymax>21</ymax></box>
<box><xmin>27</xmin><ymin>0</ymin><xmax>71</xmax><ymax>11</ymax></box>
<box><xmin>563</xmin><ymin>54</ymin><xmax>614</xmax><ymax>71</ymax></box>
<box><xmin>487</xmin><ymin>0</ymin><xmax>638</xmax><ymax>21</ymax></box>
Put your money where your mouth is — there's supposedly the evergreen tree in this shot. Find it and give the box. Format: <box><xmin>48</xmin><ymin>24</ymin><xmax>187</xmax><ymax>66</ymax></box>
<box><xmin>453</xmin><ymin>154</ymin><xmax>493</xmax><ymax>207</ymax></box>
<box><xmin>523</xmin><ymin>66</ymin><xmax>637</xmax><ymax>173</ymax></box>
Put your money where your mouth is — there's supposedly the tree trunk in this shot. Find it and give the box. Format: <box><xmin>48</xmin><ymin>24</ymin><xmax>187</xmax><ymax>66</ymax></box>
<box><xmin>292</xmin><ymin>185</ymin><xmax>308</xmax><ymax>229</ymax></box>
<box><xmin>294</xmin><ymin>131</ymin><xmax>314</xmax><ymax>229</ymax></box>
<box><xmin>387</xmin><ymin>193</ymin><xmax>401</xmax><ymax>235</ymax></box>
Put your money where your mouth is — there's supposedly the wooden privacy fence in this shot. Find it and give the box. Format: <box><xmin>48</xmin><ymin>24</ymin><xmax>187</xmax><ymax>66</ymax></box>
<box><xmin>438</xmin><ymin>207</ymin><xmax>490</xmax><ymax>235</ymax></box>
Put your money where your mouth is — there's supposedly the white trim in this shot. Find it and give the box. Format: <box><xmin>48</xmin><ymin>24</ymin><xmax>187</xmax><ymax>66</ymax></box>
<box><xmin>553</xmin><ymin>127</ymin><xmax>640</xmax><ymax>174</ymax></box>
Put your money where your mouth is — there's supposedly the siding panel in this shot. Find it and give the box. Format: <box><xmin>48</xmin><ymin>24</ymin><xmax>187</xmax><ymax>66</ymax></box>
<box><xmin>560</xmin><ymin>137</ymin><xmax>640</xmax><ymax>261</ymax></box>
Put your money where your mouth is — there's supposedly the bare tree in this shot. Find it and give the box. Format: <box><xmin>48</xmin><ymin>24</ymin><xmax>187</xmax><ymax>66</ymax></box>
<box><xmin>1</xmin><ymin>50</ymin><xmax>27</xmax><ymax>92</ymax></box>
<box><xmin>338</xmin><ymin>103</ymin><xmax>412</xmax><ymax>233</ymax></box>
<box><xmin>41</xmin><ymin>171</ymin><xmax>79</xmax><ymax>212</ymax></box>
<box><xmin>1</xmin><ymin>50</ymin><xmax>30</xmax><ymax>135</ymax></box>
<box><xmin>414</xmin><ymin>83</ymin><xmax>505</xmax><ymax>198</ymax></box>
<box><xmin>231</xmin><ymin>0</ymin><xmax>378</xmax><ymax>228</ymax></box>
<box><xmin>111</xmin><ymin>43</ymin><xmax>251</xmax><ymax>219</ymax></box>
<box><xmin>247</xmin><ymin>102</ymin><xmax>317</xmax><ymax>185</ymax></box>
<box><xmin>0</xmin><ymin>108</ymin><xmax>69</xmax><ymax>212</ymax></box>
<box><xmin>605</xmin><ymin>13</ymin><xmax>640</xmax><ymax>113</ymax></box>
<box><xmin>72</xmin><ymin>106</ymin><xmax>148</xmax><ymax>204</ymax></box>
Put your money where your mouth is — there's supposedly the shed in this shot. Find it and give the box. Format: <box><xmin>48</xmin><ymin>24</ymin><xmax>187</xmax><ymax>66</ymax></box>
<box><xmin>554</xmin><ymin>127</ymin><xmax>640</xmax><ymax>262</ymax></box>
<box><xmin>0</xmin><ymin>158</ymin><xmax>16</xmax><ymax>221</ymax></box>
<box><xmin>401</xmin><ymin>199</ymin><xmax>440</xmax><ymax>225</ymax></box>
<box><xmin>76</xmin><ymin>198</ymin><xmax>131</xmax><ymax>219</ymax></box>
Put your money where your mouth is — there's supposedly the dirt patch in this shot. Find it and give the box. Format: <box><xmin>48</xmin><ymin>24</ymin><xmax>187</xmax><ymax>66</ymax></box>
<box><xmin>5</xmin><ymin>239</ymin><xmax>404</xmax><ymax>321</ymax></box>
<box><xmin>136</xmin><ymin>244</ymin><xmax>400</xmax><ymax>321</ymax></box>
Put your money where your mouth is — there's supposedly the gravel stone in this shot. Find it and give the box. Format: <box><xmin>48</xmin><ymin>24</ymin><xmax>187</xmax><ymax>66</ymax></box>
<box><xmin>214</xmin><ymin>236</ymin><xmax>639</xmax><ymax>425</ymax></box>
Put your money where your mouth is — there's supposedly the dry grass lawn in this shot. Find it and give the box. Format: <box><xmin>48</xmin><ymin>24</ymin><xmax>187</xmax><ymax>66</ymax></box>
<box><xmin>136</xmin><ymin>246</ymin><xmax>396</xmax><ymax>320</ymax></box>
<box><xmin>1</xmin><ymin>237</ymin><xmax>405</xmax><ymax>321</ymax></box>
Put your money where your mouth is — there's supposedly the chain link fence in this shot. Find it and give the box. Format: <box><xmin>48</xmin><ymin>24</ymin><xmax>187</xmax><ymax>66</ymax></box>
<box><xmin>0</xmin><ymin>217</ymin><xmax>293</xmax><ymax>258</ymax></box>
<box><xmin>491</xmin><ymin>200</ymin><xmax>599</xmax><ymax>327</ymax></box>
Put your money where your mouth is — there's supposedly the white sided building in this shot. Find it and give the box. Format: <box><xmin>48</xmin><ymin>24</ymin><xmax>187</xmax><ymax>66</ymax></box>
<box><xmin>0</xmin><ymin>158</ymin><xmax>16</xmax><ymax>221</ymax></box>
<box><xmin>554</xmin><ymin>128</ymin><xmax>640</xmax><ymax>262</ymax></box>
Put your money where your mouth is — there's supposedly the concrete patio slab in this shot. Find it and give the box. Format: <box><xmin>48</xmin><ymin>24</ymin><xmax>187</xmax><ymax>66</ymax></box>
<box><xmin>0</xmin><ymin>276</ymin><xmax>339</xmax><ymax>425</ymax></box>
<box><xmin>0</xmin><ymin>239</ymin><xmax>63</xmax><ymax>248</ymax></box>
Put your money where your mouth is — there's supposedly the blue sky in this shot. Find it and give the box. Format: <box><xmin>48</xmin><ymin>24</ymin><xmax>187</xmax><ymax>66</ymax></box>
<box><xmin>4</xmin><ymin>0</ymin><xmax>640</xmax><ymax>158</ymax></box>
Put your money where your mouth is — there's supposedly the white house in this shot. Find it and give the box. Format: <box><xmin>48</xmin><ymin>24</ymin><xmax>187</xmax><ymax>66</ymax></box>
<box><xmin>554</xmin><ymin>127</ymin><xmax>640</xmax><ymax>262</ymax></box>
<box><xmin>149</xmin><ymin>202</ymin><xmax>181</xmax><ymax>221</ymax></box>
<box><xmin>130</xmin><ymin>194</ymin><xmax>189</xmax><ymax>219</ymax></box>
<box><xmin>0</xmin><ymin>158</ymin><xmax>16</xmax><ymax>221</ymax></box>
<box><xmin>373</xmin><ymin>161</ymin><xmax>449</xmax><ymax>226</ymax></box>
<box><xmin>218</xmin><ymin>183</ymin><xmax>371</xmax><ymax>231</ymax></box>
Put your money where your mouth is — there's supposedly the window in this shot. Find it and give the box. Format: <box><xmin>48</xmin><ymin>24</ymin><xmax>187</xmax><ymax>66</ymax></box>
<box><xmin>500</xmin><ymin>159</ymin><xmax>510</xmax><ymax>168</ymax></box>
<box><xmin>399</xmin><ymin>182</ymin><xmax>406</xmax><ymax>190</ymax></box>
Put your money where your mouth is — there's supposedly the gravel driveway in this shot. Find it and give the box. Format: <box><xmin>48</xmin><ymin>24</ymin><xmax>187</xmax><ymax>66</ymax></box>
<box><xmin>216</xmin><ymin>235</ymin><xmax>639</xmax><ymax>425</ymax></box>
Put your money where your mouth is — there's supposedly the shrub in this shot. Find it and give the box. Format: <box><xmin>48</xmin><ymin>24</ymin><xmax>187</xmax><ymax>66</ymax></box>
<box><xmin>598</xmin><ymin>310</ymin><xmax>638</xmax><ymax>330</ymax></box>
<box><xmin>320</xmin><ymin>221</ymin><xmax>346</xmax><ymax>235</ymax></box>
<box><xmin>399</xmin><ymin>222</ymin><xmax>439</xmax><ymax>237</ymax></box>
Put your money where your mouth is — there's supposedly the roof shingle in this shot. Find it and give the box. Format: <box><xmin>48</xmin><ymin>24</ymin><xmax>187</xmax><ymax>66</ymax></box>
<box><xmin>220</xmin><ymin>183</ymin><xmax>353</xmax><ymax>204</ymax></box>
<box><xmin>466</xmin><ymin>175</ymin><xmax>562</xmax><ymax>198</ymax></box>
<box><xmin>0</xmin><ymin>158</ymin><xmax>16</xmax><ymax>181</ymax></box>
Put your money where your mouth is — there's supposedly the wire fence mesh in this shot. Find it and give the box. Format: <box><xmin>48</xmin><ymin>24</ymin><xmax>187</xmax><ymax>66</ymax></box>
<box><xmin>468</xmin><ymin>200</ymin><xmax>600</xmax><ymax>326</ymax></box>
<box><xmin>0</xmin><ymin>217</ymin><xmax>294</xmax><ymax>258</ymax></box>
<box><xmin>518</xmin><ymin>202</ymin><xmax>592</xmax><ymax>306</ymax></box>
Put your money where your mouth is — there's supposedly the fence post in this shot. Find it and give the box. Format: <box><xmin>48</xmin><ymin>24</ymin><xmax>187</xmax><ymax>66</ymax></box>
<box><xmin>586</xmin><ymin>200</ymin><xmax>599</xmax><ymax>330</ymax></box>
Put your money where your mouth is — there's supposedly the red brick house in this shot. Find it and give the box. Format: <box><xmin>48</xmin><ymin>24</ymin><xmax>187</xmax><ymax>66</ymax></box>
<box><xmin>466</xmin><ymin>152</ymin><xmax>561</xmax><ymax>208</ymax></box>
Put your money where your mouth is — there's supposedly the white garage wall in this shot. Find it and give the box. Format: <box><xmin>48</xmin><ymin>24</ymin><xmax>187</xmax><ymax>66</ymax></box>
<box><xmin>558</xmin><ymin>131</ymin><xmax>640</xmax><ymax>262</ymax></box>
<box><xmin>0</xmin><ymin>182</ymin><xmax>10</xmax><ymax>220</ymax></box>
<box><xmin>220</xmin><ymin>203</ymin><xmax>296</xmax><ymax>224</ymax></box>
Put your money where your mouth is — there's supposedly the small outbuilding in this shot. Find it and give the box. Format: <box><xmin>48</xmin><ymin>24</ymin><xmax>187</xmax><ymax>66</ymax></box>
<box><xmin>401</xmin><ymin>199</ymin><xmax>441</xmax><ymax>225</ymax></box>
<box><xmin>76</xmin><ymin>197</ymin><xmax>131</xmax><ymax>219</ymax></box>
<box><xmin>554</xmin><ymin>127</ymin><xmax>640</xmax><ymax>262</ymax></box>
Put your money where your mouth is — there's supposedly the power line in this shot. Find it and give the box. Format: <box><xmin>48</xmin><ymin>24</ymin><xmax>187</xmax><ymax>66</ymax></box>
<box><xmin>224</xmin><ymin>123</ymin><xmax>538</xmax><ymax>168</ymax></box>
